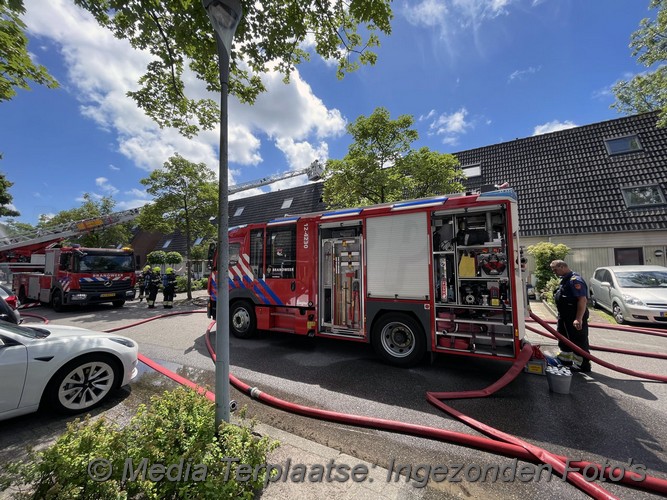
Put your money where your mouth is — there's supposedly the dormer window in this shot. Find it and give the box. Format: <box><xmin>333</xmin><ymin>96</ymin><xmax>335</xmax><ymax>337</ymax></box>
<box><xmin>234</xmin><ymin>207</ymin><xmax>244</xmax><ymax>216</ymax></box>
<box><xmin>621</xmin><ymin>184</ymin><xmax>665</xmax><ymax>208</ymax></box>
<box><xmin>605</xmin><ymin>135</ymin><xmax>642</xmax><ymax>155</ymax></box>
<box><xmin>462</xmin><ymin>164</ymin><xmax>481</xmax><ymax>178</ymax></box>
<box><xmin>281</xmin><ymin>198</ymin><xmax>293</xmax><ymax>209</ymax></box>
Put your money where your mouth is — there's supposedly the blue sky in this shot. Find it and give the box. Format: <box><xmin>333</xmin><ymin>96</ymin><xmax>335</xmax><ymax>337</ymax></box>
<box><xmin>0</xmin><ymin>0</ymin><xmax>654</xmax><ymax>226</ymax></box>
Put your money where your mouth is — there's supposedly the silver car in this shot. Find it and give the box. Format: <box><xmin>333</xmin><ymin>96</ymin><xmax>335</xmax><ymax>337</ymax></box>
<box><xmin>589</xmin><ymin>265</ymin><xmax>667</xmax><ymax>325</ymax></box>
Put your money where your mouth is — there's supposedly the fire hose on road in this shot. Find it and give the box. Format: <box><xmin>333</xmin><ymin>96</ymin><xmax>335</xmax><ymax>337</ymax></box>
<box><xmin>21</xmin><ymin>307</ymin><xmax>667</xmax><ymax>498</ymax></box>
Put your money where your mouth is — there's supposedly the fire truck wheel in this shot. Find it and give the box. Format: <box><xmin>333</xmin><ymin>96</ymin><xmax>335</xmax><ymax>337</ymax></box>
<box><xmin>112</xmin><ymin>300</ymin><xmax>125</xmax><ymax>308</ymax></box>
<box><xmin>230</xmin><ymin>301</ymin><xmax>257</xmax><ymax>339</ymax></box>
<box><xmin>43</xmin><ymin>354</ymin><xmax>121</xmax><ymax>414</ymax></box>
<box><xmin>371</xmin><ymin>313</ymin><xmax>426</xmax><ymax>367</ymax></box>
<box><xmin>52</xmin><ymin>291</ymin><xmax>66</xmax><ymax>312</ymax></box>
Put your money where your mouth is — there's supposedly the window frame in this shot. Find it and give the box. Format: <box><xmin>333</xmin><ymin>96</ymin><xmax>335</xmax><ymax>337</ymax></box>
<box><xmin>604</xmin><ymin>134</ymin><xmax>642</xmax><ymax>156</ymax></box>
<box><xmin>621</xmin><ymin>184</ymin><xmax>666</xmax><ymax>208</ymax></box>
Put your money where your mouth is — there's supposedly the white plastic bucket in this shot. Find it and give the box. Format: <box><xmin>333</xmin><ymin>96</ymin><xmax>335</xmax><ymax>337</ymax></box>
<box><xmin>546</xmin><ymin>367</ymin><xmax>572</xmax><ymax>394</ymax></box>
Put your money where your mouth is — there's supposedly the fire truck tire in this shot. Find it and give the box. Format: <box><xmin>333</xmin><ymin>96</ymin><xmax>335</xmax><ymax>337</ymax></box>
<box><xmin>230</xmin><ymin>301</ymin><xmax>257</xmax><ymax>339</ymax></box>
<box><xmin>112</xmin><ymin>300</ymin><xmax>125</xmax><ymax>308</ymax></box>
<box><xmin>43</xmin><ymin>353</ymin><xmax>121</xmax><ymax>414</ymax></box>
<box><xmin>371</xmin><ymin>313</ymin><xmax>426</xmax><ymax>367</ymax></box>
<box><xmin>52</xmin><ymin>290</ymin><xmax>66</xmax><ymax>312</ymax></box>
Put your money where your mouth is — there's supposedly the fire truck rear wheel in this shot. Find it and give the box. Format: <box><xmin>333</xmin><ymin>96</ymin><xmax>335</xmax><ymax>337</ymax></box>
<box><xmin>230</xmin><ymin>301</ymin><xmax>257</xmax><ymax>339</ymax></box>
<box><xmin>372</xmin><ymin>313</ymin><xmax>426</xmax><ymax>367</ymax></box>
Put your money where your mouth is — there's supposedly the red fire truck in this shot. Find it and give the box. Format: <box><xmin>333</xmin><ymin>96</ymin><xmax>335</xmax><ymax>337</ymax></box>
<box><xmin>12</xmin><ymin>245</ymin><xmax>137</xmax><ymax>311</ymax></box>
<box><xmin>207</xmin><ymin>189</ymin><xmax>527</xmax><ymax>367</ymax></box>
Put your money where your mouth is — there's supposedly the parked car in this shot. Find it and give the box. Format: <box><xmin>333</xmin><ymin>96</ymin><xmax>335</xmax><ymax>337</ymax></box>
<box><xmin>0</xmin><ymin>289</ymin><xmax>21</xmax><ymax>325</ymax></box>
<box><xmin>589</xmin><ymin>265</ymin><xmax>667</xmax><ymax>325</ymax></box>
<box><xmin>0</xmin><ymin>321</ymin><xmax>138</xmax><ymax>421</ymax></box>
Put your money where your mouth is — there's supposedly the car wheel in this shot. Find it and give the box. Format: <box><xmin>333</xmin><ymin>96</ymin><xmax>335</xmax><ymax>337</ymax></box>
<box><xmin>45</xmin><ymin>354</ymin><xmax>121</xmax><ymax>414</ymax></box>
<box><xmin>52</xmin><ymin>290</ymin><xmax>65</xmax><ymax>312</ymax></box>
<box><xmin>612</xmin><ymin>303</ymin><xmax>625</xmax><ymax>324</ymax></box>
<box><xmin>112</xmin><ymin>300</ymin><xmax>126</xmax><ymax>308</ymax></box>
<box><xmin>371</xmin><ymin>313</ymin><xmax>426</xmax><ymax>367</ymax></box>
<box><xmin>230</xmin><ymin>301</ymin><xmax>257</xmax><ymax>339</ymax></box>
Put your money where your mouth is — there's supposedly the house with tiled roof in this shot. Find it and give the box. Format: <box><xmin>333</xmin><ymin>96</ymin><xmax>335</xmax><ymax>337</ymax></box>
<box><xmin>139</xmin><ymin>111</ymin><xmax>667</xmax><ymax>284</ymax></box>
<box><xmin>455</xmin><ymin>111</ymin><xmax>667</xmax><ymax>282</ymax></box>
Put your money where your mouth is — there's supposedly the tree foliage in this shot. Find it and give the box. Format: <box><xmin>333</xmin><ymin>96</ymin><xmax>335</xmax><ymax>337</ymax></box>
<box><xmin>0</xmin><ymin>0</ymin><xmax>59</xmax><ymax>102</ymax></box>
<box><xmin>612</xmin><ymin>0</ymin><xmax>667</xmax><ymax>126</ymax></box>
<box><xmin>40</xmin><ymin>193</ymin><xmax>133</xmax><ymax>248</ymax></box>
<box><xmin>72</xmin><ymin>0</ymin><xmax>393</xmax><ymax>137</ymax></box>
<box><xmin>322</xmin><ymin>107</ymin><xmax>464</xmax><ymax>208</ymax></box>
<box><xmin>526</xmin><ymin>242</ymin><xmax>571</xmax><ymax>291</ymax></box>
<box><xmin>0</xmin><ymin>171</ymin><xmax>20</xmax><ymax>218</ymax></box>
<box><xmin>138</xmin><ymin>153</ymin><xmax>217</xmax><ymax>298</ymax></box>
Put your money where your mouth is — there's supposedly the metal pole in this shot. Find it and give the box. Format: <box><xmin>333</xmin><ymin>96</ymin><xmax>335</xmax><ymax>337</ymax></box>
<box><xmin>214</xmin><ymin>34</ymin><xmax>231</xmax><ymax>427</ymax></box>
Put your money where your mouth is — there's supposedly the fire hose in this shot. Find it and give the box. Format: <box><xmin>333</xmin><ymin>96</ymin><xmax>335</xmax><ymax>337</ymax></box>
<box><xmin>22</xmin><ymin>308</ymin><xmax>667</xmax><ymax>497</ymax></box>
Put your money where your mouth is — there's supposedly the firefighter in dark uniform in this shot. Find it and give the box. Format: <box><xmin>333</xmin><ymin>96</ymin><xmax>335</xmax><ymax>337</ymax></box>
<box><xmin>162</xmin><ymin>267</ymin><xmax>177</xmax><ymax>309</ymax></box>
<box><xmin>147</xmin><ymin>266</ymin><xmax>162</xmax><ymax>309</ymax></box>
<box><xmin>138</xmin><ymin>265</ymin><xmax>151</xmax><ymax>302</ymax></box>
<box><xmin>551</xmin><ymin>260</ymin><xmax>591</xmax><ymax>372</ymax></box>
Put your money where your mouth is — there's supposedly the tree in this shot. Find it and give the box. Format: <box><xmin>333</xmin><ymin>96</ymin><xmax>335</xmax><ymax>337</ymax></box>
<box><xmin>0</xmin><ymin>173</ymin><xmax>20</xmax><ymax>218</ymax></box>
<box><xmin>322</xmin><ymin>107</ymin><xmax>464</xmax><ymax>208</ymax></box>
<box><xmin>612</xmin><ymin>0</ymin><xmax>667</xmax><ymax>126</ymax></box>
<box><xmin>138</xmin><ymin>153</ymin><xmax>218</xmax><ymax>299</ymax></box>
<box><xmin>526</xmin><ymin>242</ymin><xmax>571</xmax><ymax>292</ymax></box>
<box><xmin>38</xmin><ymin>194</ymin><xmax>133</xmax><ymax>248</ymax></box>
<box><xmin>72</xmin><ymin>0</ymin><xmax>394</xmax><ymax>137</ymax></box>
<box><xmin>0</xmin><ymin>0</ymin><xmax>59</xmax><ymax>102</ymax></box>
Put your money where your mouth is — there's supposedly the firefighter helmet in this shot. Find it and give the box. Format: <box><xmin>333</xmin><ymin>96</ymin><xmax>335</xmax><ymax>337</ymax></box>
<box><xmin>153</xmin><ymin>266</ymin><xmax>161</xmax><ymax>273</ymax></box>
<box><xmin>166</xmin><ymin>267</ymin><xmax>174</xmax><ymax>274</ymax></box>
<box><xmin>143</xmin><ymin>265</ymin><xmax>151</xmax><ymax>272</ymax></box>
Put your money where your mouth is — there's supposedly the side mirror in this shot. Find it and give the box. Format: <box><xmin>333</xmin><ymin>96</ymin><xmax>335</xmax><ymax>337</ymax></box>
<box><xmin>207</xmin><ymin>243</ymin><xmax>216</xmax><ymax>261</ymax></box>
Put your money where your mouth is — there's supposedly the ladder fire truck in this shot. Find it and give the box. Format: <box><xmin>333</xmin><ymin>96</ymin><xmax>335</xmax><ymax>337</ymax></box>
<box><xmin>1</xmin><ymin>208</ymin><xmax>142</xmax><ymax>311</ymax></box>
<box><xmin>207</xmin><ymin>188</ymin><xmax>528</xmax><ymax>367</ymax></box>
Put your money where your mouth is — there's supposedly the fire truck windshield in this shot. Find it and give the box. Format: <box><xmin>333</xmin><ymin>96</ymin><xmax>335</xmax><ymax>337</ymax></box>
<box><xmin>78</xmin><ymin>254</ymin><xmax>134</xmax><ymax>273</ymax></box>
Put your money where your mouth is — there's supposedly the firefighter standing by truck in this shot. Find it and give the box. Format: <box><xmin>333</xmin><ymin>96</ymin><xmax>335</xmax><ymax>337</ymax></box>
<box><xmin>162</xmin><ymin>268</ymin><xmax>177</xmax><ymax>309</ymax></box>
<box><xmin>147</xmin><ymin>266</ymin><xmax>162</xmax><ymax>308</ymax></box>
<box><xmin>550</xmin><ymin>259</ymin><xmax>592</xmax><ymax>373</ymax></box>
<box><xmin>138</xmin><ymin>265</ymin><xmax>151</xmax><ymax>302</ymax></box>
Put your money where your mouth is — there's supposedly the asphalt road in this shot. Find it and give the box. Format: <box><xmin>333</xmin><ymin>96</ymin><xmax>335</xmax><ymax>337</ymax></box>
<box><xmin>3</xmin><ymin>297</ymin><xmax>667</xmax><ymax>499</ymax></box>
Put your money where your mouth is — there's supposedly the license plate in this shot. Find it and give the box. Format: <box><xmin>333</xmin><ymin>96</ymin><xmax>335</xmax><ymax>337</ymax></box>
<box><xmin>100</xmin><ymin>293</ymin><xmax>116</xmax><ymax>298</ymax></box>
<box><xmin>661</xmin><ymin>312</ymin><xmax>667</xmax><ymax>317</ymax></box>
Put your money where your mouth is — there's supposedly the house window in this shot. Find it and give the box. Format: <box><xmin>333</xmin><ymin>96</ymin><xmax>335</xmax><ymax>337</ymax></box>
<box><xmin>461</xmin><ymin>164</ymin><xmax>481</xmax><ymax>178</ymax></box>
<box><xmin>281</xmin><ymin>198</ymin><xmax>293</xmax><ymax>209</ymax></box>
<box><xmin>621</xmin><ymin>184</ymin><xmax>665</xmax><ymax>208</ymax></box>
<box><xmin>162</xmin><ymin>239</ymin><xmax>172</xmax><ymax>249</ymax></box>
<box><xmin>614</xmin><ymin>248</ymin><xmax>644</xmax><ymax>266</ymax></box>
<box><xmin>234</xmin><ymin>207</ymin><xmax>244</xmax><ymax>216</ymax></box>
<box><xmin>604</xmin><ymin>135</ymin><xmax>642</xmax><ymax>155</ymax></box>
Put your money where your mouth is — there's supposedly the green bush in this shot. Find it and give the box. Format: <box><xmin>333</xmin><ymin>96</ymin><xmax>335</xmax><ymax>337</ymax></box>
<box><xmin>0</xmin><ymin>388</ymin><xmax>278</xmax><ymax>499</ymax></box>
<box><xmin>540</xmin><ymin>276</ymin><xmax>561</xmax><ymax>305</ymax></box>
<box><xmin>526</xmin><ymin>242</ymin><xmax>570</xmax><ymax>292</ymax></box>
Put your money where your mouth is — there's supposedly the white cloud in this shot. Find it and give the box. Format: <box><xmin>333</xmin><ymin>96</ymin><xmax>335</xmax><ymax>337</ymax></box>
<box><xmin>424</xmin><ymin>108</ymin><xmax>472</xmax><ymax>146</ymax></box>
<box><xmin>95</xmin><ymin>177</ymin><xmax>119</xmax><ymax>195</ymax></box>
<box><xmin>23</xmin><ymin>0</ymin><xmax>346</xmax><ymax>198</ymax></box>
<box><xmin>404</xmin><ymin>0</ymin><xmax>448</xmax><ymax>27</ymax></box>
<box><xmin>508</xmin><ymin>65</ymin><xmax>541</xmax><ymax>83</ymax></box>
<box><xmin>532</xmin><ymin>120</ymin><xmax>578</xmax><ymax>135</ymax></box>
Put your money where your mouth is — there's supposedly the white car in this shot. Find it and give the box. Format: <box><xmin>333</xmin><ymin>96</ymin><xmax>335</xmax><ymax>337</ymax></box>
<box><xmin>0</xmin><ymin>322</ymin><xmax>138</xmax><ymax>421</ymax></box>
<box><xmin>589</xmin><ymin>265</ymin><xmax>667</xmax><ymax>325</ymax></box>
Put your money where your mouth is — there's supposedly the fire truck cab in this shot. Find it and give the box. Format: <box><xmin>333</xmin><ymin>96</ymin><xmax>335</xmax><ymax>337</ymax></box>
<box><xmin>13</xmin><ymin>246</ymin><xmax>137</xmax><ymax>311</ymax></box>
<box><xmin>208</xmin><ymin>189</ymin><xmax>527</xmax><ymax>367</ymax></box>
